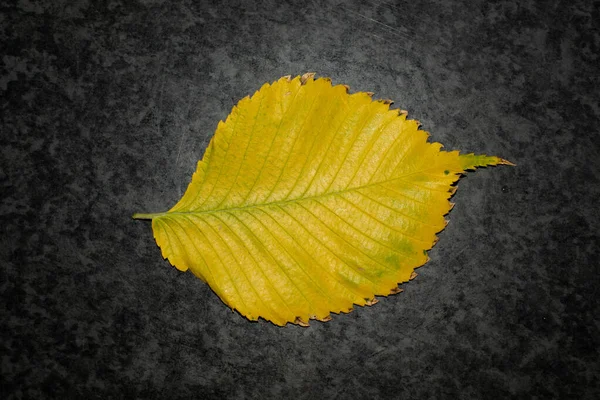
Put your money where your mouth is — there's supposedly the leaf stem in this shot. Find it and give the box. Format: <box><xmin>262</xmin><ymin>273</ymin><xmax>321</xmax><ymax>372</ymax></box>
<box><xmin>132</xmin><ymin>212</ymin><xmax>167</xmax><ymax>220</ymax></box>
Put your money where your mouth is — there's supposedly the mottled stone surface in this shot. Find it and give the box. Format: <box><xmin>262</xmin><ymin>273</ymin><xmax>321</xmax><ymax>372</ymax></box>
<box><xmin>1</xmin><ymin>0</ymin><xmax>599</xmax><ymax>398</ymax></box>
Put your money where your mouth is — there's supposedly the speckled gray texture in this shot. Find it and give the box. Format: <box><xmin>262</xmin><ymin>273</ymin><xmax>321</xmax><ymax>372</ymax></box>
<box><xmin>1</xmin><ymin>0</ymin><xmax>599</xmax><ymax>398</ymax></box>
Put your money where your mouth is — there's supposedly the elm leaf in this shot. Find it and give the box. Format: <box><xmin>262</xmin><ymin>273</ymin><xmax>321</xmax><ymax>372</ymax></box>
<box><xmin>134</xmin><ymin>73</ymin><xmax>513</xmax><ymax>326</ymax></box>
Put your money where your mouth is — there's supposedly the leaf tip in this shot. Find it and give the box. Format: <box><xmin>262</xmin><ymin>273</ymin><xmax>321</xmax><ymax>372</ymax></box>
<box><xmin>498</xmin><ymin>158</ymin><xmax>516</xmax><ymax>166</ymax></box>
<box><xmin>459</xmin><ymin>153</ymin><xmax>515</xmax><ymax>170</ymax></box>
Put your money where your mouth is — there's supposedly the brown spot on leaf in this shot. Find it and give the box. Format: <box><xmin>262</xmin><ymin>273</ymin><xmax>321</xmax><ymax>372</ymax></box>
<box><xmin>294</xmin><ymin>317</ymin><xmax>310</xmax><ymax>327</ymax></box>
<box><xmin>365</xmin><ymin>298</ymin><xmax>379</xmax><ymax>306</ymax></box>
<box><xmin>300</xmin><ymin>72</ymin><xmax>316</xmax><ymax>84</ymax></box>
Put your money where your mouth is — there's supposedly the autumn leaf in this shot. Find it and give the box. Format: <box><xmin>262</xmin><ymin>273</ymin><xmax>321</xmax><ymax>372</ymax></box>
<box><xmin>133</xmin><ymin>73</ymin><xmax>513</xmax><ymax>326</ymax></box>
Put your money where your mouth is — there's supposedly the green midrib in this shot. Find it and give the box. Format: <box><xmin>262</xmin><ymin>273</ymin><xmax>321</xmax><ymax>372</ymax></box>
<box><xmin>131</xmin><ymin>162</ymin><xmax>469</xmax><ymax>220</ymax></box>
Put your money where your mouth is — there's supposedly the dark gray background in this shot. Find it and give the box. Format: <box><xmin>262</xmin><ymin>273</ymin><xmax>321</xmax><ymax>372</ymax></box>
<box><xmin>2</xmin><ymin>0</ymin><xmax>599</xmax><ymax>398</ymax></box>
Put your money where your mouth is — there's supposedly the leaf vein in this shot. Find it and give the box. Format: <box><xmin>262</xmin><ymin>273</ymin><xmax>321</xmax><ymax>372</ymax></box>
<box><xmin>239</xmin><ymin>80</ymin><xmax>303</xmax><ymax>204</ymax></box>
<box><xmin>276</xmin><ymin>205</ymin><xmax>381</xmax><ymax>288</ymax></box>
<box><xmin>354</xmin><ymin>189</ymin><xmax>440</xmax><ymax>229</ymax></box>
<box><xmin>178</xmin><ymin>214</ymin><xmax>249</xmax><ymax>313</ymax></box>
<box><xmin>211</xmin><ymin>212</ymin><xmax>291</xmax><ymax>323</ymax></box>
<box><xmin>297</xmin><ymin>201</ymin><xmax>397</xmax><ymax>272</ymax></box>
<box><xmin>251</xmin><ymin>208</ymin><xmax>366</xmax><ymax>302</ymax></box>
<box><xmin>263</xmin><ymin>86</ymin><xmax>322</xmax><ymax>203</ymax></box>
<box><xmin>282</xmin><ymin>91</ymin><xmax>344</xmax><ymax>201</ymax></box>
<box><xmin>310</xmin><ymin>198</ymin><xmax>418</xmax><ymax>264</ymax></box>
<box><xmin>196</xmin><ymin>101</ymin><xmax>244</xmax><ymax>209</ymax></box>
<box><xmin>214</xmin><ymin>91</ymin><xmax>266</xmax><ymax>208</ymax></box>
<box><xmin>339</xmin><ymin>194</ymin><xmax>432</xmax><ymax>245</ymax></box>
<box><xmin>160</xmin><ymin>216</ymin><xmax>214</xmax><ymax>284</ymax></box>
<box><xmin>239</xmin><ymin>209</ymin><xmax>333</xmax><ymax>315</ymax></box>
<box><xmin>295</xmin><ymin>92</ymin><xmax>355</xmax><ymax>198</ymax></box>
<box><xmin>342</xmin><ymin>109</ymin><xmax>399</xmax><ymax>190</ymax></box>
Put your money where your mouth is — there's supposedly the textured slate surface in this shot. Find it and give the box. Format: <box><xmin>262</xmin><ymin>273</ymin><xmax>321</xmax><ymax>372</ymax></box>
<box><xmin>1</xmin><ymin>0</ymin><xmax>599</xmax><ymax>398</ymax></box>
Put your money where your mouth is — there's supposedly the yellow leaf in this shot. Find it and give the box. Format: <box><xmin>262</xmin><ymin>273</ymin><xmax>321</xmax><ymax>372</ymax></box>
<box><xmin>133</xmin><ymin>73</ymin><xmax>513</xmax><ymax>326</ymax></box>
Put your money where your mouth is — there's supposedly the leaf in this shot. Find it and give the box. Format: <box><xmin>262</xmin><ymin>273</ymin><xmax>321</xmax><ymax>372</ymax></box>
<box><xmin>133</xmin><ymin>73</ymin><xmax>513</xmax><ymax>326</ymax></box>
